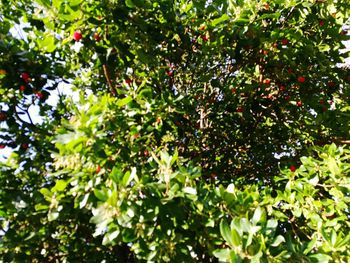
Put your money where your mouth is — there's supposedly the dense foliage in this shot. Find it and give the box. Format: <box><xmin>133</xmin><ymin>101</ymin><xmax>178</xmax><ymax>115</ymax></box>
<box><xmin>1</xmin><ymin>0</ymin><xmax>350</xmax><ymax>262</ymax></box>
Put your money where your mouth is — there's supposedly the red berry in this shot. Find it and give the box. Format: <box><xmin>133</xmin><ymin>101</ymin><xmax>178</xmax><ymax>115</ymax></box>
<box><xmin>340</xmin><ymin>30</ymin><xmax>347</xmax><ymax>35</ymax></box>
<box><xmin>21</xmin><ymin>72</ymin><xmax>30</xmax><ymax>82</ymax></box>
<box><xmin>296</xmin><ymin>101</ymin><xmax>303</xmax><ymax>107</ymax></box>
<box><xmin>279</xmin><ymin>85</ymin><xmax>286</xmax><ymax>91</ymax></box>
<box><xmin>21</xmin><ymin>143</ymin><xmax>29</xmax><ymax>150</ymax></box>
<box><xmin>143</xmin><ymin>149</ymin><xmax>149</xmax><ymax>157</ymax></box>
<box><xmin>297</xmin><ymin>76</ymin><xmax>306</xmax><ymax>83</ymax></box>
<box><xmin>272</xmin><ymin>42</ymin><xmax>278</xmax><ymax>48</ymax></box>
<box><xmin>73</xmin><ymin>31</ymin><xmax>82</xmax><ymax>41</ymax></box>
<box><xmin>20</xmin><ymin>85</ymin><xmax>25</xmax><ymax>91</ymax></box>
<box><xmin>287</xmin><ymin>68</ymin><xmax>293</xmax><ymax>74</ymax></box>
<box><xmin>125</xmin><ymin>78</ymin><xmax>132</xmax><ymax>85</ymax></box>
<box><xmin>290</xmin><ymin>165</ymin><xmax>296</xmax><ymax>172</ymax></box>
<box><xmin>231</xmin><ymin>88</ymin><xmax>237</xmax><ymax>94</ymax></box>
<box><xmin>35</xmin><ymin>91</ymin><xmax>44</xmax><ymax>99</ymax></box>
<box><xmin>236</xmin><ymin>106</ymin><xmax>243</xmax><ymax>113</ymax></box>
<box><xmin>96</xmin><ymin>165</ymin><xmax>101</xmax><ymax>173</ymax></box>
<box><xmin>285</xmin><ymin>95</ymin><xmax>291</xmax><ymax>101</ymax></box>
<box><xmin>166</xmin><ymin>71</ymin><xmax>173</xmax><ymax>77</ymax></box>
<box><xmin>93</xmin><ymin>33</ymin><xmax>101</xmax><ymax>42</ymax></box>
<box><xmin>263</xmin><ymin>79</ymin><xmax>271</xmax><ymax>85</ymax></box>
<box><xmin>327</xmin><ymin>81</ymin><xmax>336</xmax><ymax>88</ymax></box>
<box><xmin>0</xmin><ymin>144</ymin><xmax>5</xmax><ymax>149</ymax></box>
<box><xmin>281</xmin><ymin>38</ymin><xmax>289</xmax><ymax>45</ymax></box>
<box><xmin>319</xmin><ymin>20</ymin><xmax>324</xmax><ymax>27</ymax></box>
<box><xmin>0</xmin><ymin>112</ymin><xmax>7</xmax><ymax>121</ymax></box>
<box><xmin>319</xmin><ymin>99</ymin><xmax>324</xmax><ymax>104</ymax></box>
<box><xmin>201</xmin><ymin>35</ymin><xmax>209</xmax><ymax>42</ymax></box>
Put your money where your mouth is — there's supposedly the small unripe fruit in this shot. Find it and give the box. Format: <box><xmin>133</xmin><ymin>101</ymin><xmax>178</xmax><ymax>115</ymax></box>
<box><xmin>73</xmin><ymin>31</ymin><xmax>82</xmax><ymax>41</ymax></box>
<box><xmin>290</xmin><ymin>165</ymin><xmax>296</xmax><ymax>172</ymax></box>
<box><xmin>297</xmin><ymin>76</ymin><xmax>306</xmax><ymax>83</ymax></box>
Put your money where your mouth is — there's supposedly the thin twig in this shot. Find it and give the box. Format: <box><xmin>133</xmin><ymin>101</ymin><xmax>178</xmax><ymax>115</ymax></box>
<box><xmin>102</xmin><ymin>64</ymin><xmax>117</xmax><ymax>95</ymax></box>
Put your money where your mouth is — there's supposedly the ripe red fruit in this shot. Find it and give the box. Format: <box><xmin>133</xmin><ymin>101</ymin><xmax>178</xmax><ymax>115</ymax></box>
<box><xmin>279</xmin><ymin>85</ymin><xmax>286</xmax><ymax>91</ymax></box>
<box><xmin>281</xmin><ymin>38</ymin><xmax>289</xmax><ymax>45</ymax></box>
<box><xmin>93</xmin><ymin>33</ymin><xmax>101</xmax><ymax>42</ymax></box>
<box><xmin>166</xmin><ymin>71</ymin><xmax>173</xmax><ymax>77</ymax></box>
<box><xmin>236</xmin><ymin>106</ymin><xmax>243</xmax><ymax>113</ymax></box>
<box><xmin>0</xmin><ymin>112</ymin><xmax>7</xmax><ymax>121</ymax></box>
<box><xmin>143</xmin><ymin>149</ymin><xmax>149</xmax><ymax>157</ymax></box>
<box><xmin>297</xmin><ymin>76</ymin><xmax>306</xmax><ymax>83</ymax></box>
<box><xmin>21</xmin><ymin>72</ymin><xmax>30</xmax><ymax>82</ymax></box>
<box><xmin>319</xmin><ymin>20</ymin><xmax>324</xmax><ymax>27</ymax></box>
<box><xmin>73</xmin><ymin>31</ymin><xmax>82</xmax><ymax>41</ymax></box>
<box><xmin>263</xmin><ymin>79</ymin><xmax>271</xmax><ymax>85</ymax></box>
<box><xmin>231</xmin><ymin>88</ymin><xmax>237</xmax><ymax>94</ymax></box>
<box><xmin>96</xmin><ymin>165</ymin><xmax>101</xmax><ymax>173</ymax></box>
<box><xmin>290</xmin><ymin>165</ymin><xmax>296</xmax><ymax>172</ymax></box>
<box><xmin>284</xmin><ymin>95</ymin><xmax>291</xmax><ymax>101</ymax></box>
<box><xmin>125</xmin><ymin>78</ymin><xmax>132</xmax><ymax>85</ymax></box>
<box><xmin>201</xmin><ymin>35</ymin><xmax>209</xmax><ymax>42</ymax></box>
<box><xmin>272</xmin><ymin>42</ymin><xmax>278</xmax><ymax>49</ymax></box>
<box><xmin>35</xmin><ymin>91</ymin><xmax>44</xmax><ymax>99</ymax></box>
<box><xmin>296</xmin><ymin>101</ymin><xmax>302</xmax><ymax>107</ymax></box>
<box><xmin>327</xmin><ymin>81</ymin><xmax>336</xmax><ymax>88</ymax></box>
<box><xmin>21</xmin><ymin>143</ymin><xmax>29</xmax><ymax>150</ymax></box>
<box><xmin>20</xmin><ymin>85</ymin><xmax>25</xmax><ymax>91</ymax></box>
<box><xmin>0</xmin><ymin>144</ymin><xmax>5</xmax><ymax>149</ymax></box>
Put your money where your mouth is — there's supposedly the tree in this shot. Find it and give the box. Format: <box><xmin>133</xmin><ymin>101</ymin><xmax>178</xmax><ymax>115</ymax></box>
<box><xmin>1</xmin><ymin>0</ymin><xmax>350</xmax><ymax>262</ymax></box>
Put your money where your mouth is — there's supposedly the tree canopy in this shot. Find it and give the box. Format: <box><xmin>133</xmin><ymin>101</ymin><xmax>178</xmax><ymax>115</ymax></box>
<box><xmin>1</xmin><ymin>0</ymin><xmax>350</xmax><ymax>262</ymax></box>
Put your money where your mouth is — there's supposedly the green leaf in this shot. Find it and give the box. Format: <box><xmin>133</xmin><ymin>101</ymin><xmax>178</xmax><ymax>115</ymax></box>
<box><xmin>252</xmin><ymin>206</ymin><xmax>262</xmax><ymax>225</ymax></box>
<box><xmin>94</xmin><ymin>188</ymin><xmax>108</xmax><ymax>202</ymax></box>
<box><xmin>125</xmin><ymin>0</ymin><xmax>135</xmax><ymax>8</ymax></box>
<box><xmin>48</xmin><ymin>211</ymin><xmax>59</xmax><ymax>221</ymax></box>
<box><xmin>213</xmin><ymin>248</ymin><xmax>230</xmax><ymax>261</ymax></box>
<box><xmin>271</xmin><ymin>235</ymin><xmax>285</xmax><ymax>247</ymax></box>
<box><xmin>211</xmin><ymin>14</ymin><xmax>230</xmax><ymax>26</ymax></box>
<box><xmin>220</xmin><ymin>219</ymin><xmax>234</xmax><ymax>247</ymax></box>
<box><xmin>117</xmin><ymin>96</ymin><xmax>133</xmax><ymax>107</ymax></box>
<box><xmin>309</xmin><ymin>253</ymin><xmax>332</xmax><ymax>262</ymax></box>
<box><xmin>52</xmin><ymin>179</ymin><xmax>68</xmax><ymax>192</ymax></box>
